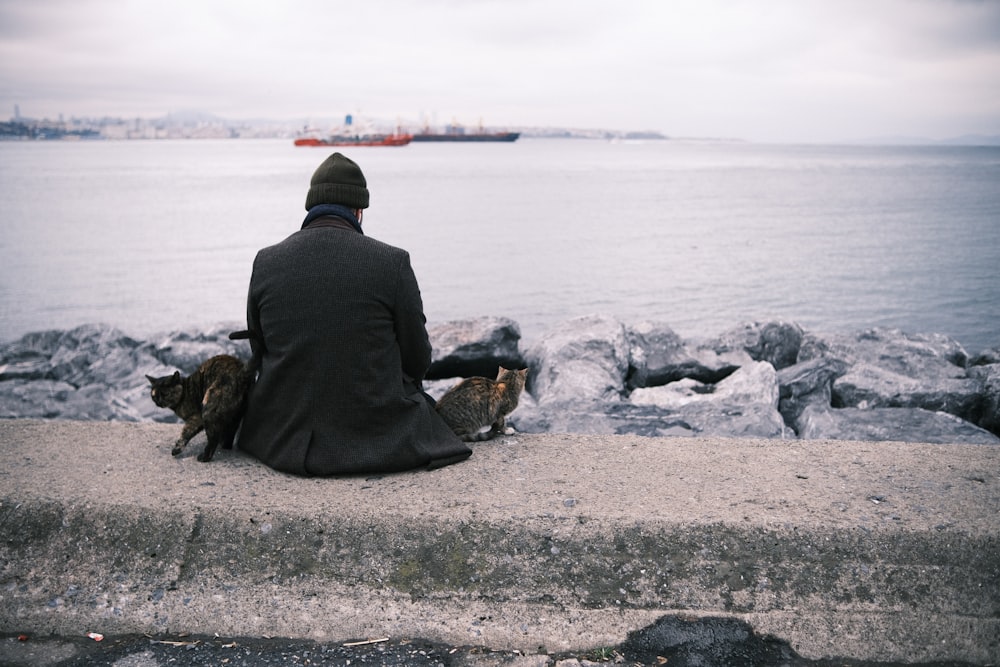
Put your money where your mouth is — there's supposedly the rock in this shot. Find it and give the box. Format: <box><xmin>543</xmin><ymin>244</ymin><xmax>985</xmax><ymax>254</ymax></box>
<box><xmin>800</xmin><ymin>328</ymin><xmax>981</xmax><ymax>421</ymax></box>
<box><xmin>0</xmin><ymin>324</ymin><xmax>217</xmax><ymax>422</ymax></box>
<box><xmin>517</xmin><ymin>362</ymin><xmax>787</xmax><ymax>439</ymax></box>
<box><xmin>525</xmin><ymin>314</ymin><xmax>630</xmax><ymax>405</ymax></box>
<box><xmin>706</xmin><ymin>320</ymin><xmax>805</xmax><ymax>370</ymax></box>
<box><xmin>0</xmin><ymin>330</ymin><xmax>65</xmax><ymax>381</ymax></box>
<box><xmin>970</xmin><ymin>364</ymin><xmax>1000</xmax><ymax>436</ymax></box>
<box><xmin>426</xmin><ymin>316</ymin><xmax>523</xmax><ymax>379</ymax></box>
<box><xmin>510</xmin><ymin>400</ymin><xmax>698</xmax><ymax>438</ymax></box>
<box><xmin>0</xmin><ymin>379</ymin><xmax>76</xmax><ymax>419</ymax></box>
<box><xmin>3</xmin><ymin>319</ymin><xmax>997</xmax><ymax>446</ymax></box>
<box><xmin>796</xmin><ymin>404</ymin><xmax>1000</xmax><ymax>445</ymax></box>
<box><xmin>630</xmin><ymin>361</ymin><xmax>787</xmax><ymax>439</ymax></box>
<box><xmin>423</xmin><ymin>377</ymin><xmax>460</xmax><ymax>402</ymax></box>
<box><xmin>0</xmin><ymin>380</ymin><xmax>120</xmax><ymax>421</ymax></box>
<box><xmin>776</xmin><ymin>356</ymin><xmax>850</xmax><ymax>433</ymax></box>
<box><xmin>969</xmin><ymin>347</ymin><xmax>1000</xmax><ymax>367</ymax></box>
<box><xmin>802</xmin><ymin>326</ymin><xmax>970</xmax><ymax>367</ymax></box>
<box><xmin>144</xmin><ymin>321</ymin><xmax>251</xmax><ymax>374</ymax></box>
<box><xmin>631</xmin><ymin>361</ymin><xmax>776</xmax><ymax>408</ymax></box>
<box><xmin>38</xmin><ymin>324</ymin><xmax>141</xmax><ymax>387</ymax></box>
<box><xmin>620</xmin><ymin>615</ymin><xmax>799</xmax><ymax>666</ymax></box>
<box><xmin>626</xmin><ymin>321</ymin><xmax>741</xmax><ymax>388</ymax></box>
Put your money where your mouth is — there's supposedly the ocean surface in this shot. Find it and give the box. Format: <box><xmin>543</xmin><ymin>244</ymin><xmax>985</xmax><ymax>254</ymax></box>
<box><xmin>1</xmin><ymin>138</ymin><xmax>998</xmax><ymax>353</ymax></box>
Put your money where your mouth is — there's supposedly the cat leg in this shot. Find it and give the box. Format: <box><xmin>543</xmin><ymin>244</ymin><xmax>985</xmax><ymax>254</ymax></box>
<box><xmin>488</xmin><ymin>416</ymin><xmax>507</xmax><ymax>438</ymax></box>
<box><xmin>199</xmin><ymin>424</ymin><xmax>222</xmax><ymax>462</ymax></box>
<box><xmin>220</xmin><ymin>410</ymin><xmax>243</xmax><ymax>451</ymax></box>
<box><xmin>221</xmin><ymin>424</ymin><xmax>237</xmax><ymax>450</ymax></box>
<box><xmin>463</xmin><ymin>418</ymin><xmax>506</xmax><ymax>442</ymax></box>
<box><xmin>172</xmin><ymin>417</ymin><xmax>204</xmax><ymax>456</ymax></box>
<box><xmin>222</xmin><ymin>398</ymin><xmax>248</xmax><ymax>450</ymax></box>
<box><xmin>198</xmin><ymin>402</ymin><xmax>236</xmax><ymax>463</ymax></box>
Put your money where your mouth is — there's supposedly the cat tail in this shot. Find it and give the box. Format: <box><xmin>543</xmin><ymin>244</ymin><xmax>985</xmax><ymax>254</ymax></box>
<box><xmin>229</xmin><ymin>328</ymin><xmax>263</xmax><ymax>381</ymax></box>
<box><xmin>228</xmin><ymin>329</ymin><xmax>258</xmax><ymax>341</ymax></box>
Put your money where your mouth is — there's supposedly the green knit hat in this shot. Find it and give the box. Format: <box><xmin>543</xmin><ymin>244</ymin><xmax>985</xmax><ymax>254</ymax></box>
<box><xmin>305</xmin><ymin>152</ymin><xmax>370</xmax><ymax>210</ymax></box>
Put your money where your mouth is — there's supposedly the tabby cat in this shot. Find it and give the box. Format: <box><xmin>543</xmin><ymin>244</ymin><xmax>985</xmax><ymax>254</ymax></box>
<box><xmin>435</xmin><ymin>366</ymin><xmax>528</xmax><ymax>441</ymax></box>
<box><xmin>146</xmin><ymin>352</ymin><xmax>256</xmax><ymax>462</ymax></box>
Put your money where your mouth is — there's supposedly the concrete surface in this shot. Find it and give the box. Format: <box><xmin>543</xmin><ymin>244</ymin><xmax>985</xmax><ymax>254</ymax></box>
<box><xmin>0</xmin><ymin>419</ymin><xmax>997</xmax><ymax>664</ymax></box>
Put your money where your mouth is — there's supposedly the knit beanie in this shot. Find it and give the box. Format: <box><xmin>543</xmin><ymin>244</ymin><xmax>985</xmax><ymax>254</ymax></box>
<box><xmin>305</xmin><ymin>152</ymin><xmax>370</xmax><ymax>210</ymax></box>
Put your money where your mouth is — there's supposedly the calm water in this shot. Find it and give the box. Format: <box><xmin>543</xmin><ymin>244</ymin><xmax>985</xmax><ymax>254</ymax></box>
<box><xmin>1</xmin><ymin>138</ymin><xmax>998</xmax><ymax>353</ymax></box>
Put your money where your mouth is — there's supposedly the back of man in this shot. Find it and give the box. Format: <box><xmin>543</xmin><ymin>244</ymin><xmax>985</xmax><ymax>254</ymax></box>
<box><xmin>237</xmin><ymin>153</ymin><xmax>471</xmax><ymax>475</ymax></box>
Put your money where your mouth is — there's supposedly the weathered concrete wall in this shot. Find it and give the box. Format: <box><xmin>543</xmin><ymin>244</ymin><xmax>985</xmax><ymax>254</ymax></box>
<box><xmin>0</xmin><ymin>419</ymin><xmax>997</xmax><ymax>663</ymax></box>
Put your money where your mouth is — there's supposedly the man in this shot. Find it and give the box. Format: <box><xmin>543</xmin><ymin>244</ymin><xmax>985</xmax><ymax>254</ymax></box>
<box><xmin>237</xmin><ymin>152</ymin><xmax>471</xmax><ymax>475</ymax></box>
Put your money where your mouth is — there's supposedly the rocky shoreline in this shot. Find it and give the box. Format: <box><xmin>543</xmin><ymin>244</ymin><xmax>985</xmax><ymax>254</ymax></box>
<box><xmin>1</xmin><ymin>315</ymin><xmax>997</xmax><ymax>445</ymax></box>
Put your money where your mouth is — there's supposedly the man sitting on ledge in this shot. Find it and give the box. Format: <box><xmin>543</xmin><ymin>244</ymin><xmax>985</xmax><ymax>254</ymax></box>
<box><xmin>237</xmin><ymin>152</ymin><xmax>472</xmax><ymax>475</ymax></box>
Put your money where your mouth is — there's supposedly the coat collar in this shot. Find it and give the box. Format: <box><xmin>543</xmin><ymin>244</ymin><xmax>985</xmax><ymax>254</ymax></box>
<box><xmin>303</xmin><ymin>216</ymin><xmax>359</xmax><ymax>233</ymax></box>
<box><xmin>302</xmin><ymin>204</ymin><xmax>363</xmax><ymax>234</ymax></box>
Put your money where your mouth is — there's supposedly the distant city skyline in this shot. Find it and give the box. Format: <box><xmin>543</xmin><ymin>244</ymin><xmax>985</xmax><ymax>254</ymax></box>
<box><xmin>2</xmin><ymin>0</ymin><xmax>998</xmax><ymax>144</ymax></box>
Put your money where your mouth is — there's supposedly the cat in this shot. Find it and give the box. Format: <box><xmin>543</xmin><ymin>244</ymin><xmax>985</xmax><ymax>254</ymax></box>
<box><xmin>435</xmin><ymin>366</ymin><xmax>528</xmax><ymax>442</ymax></box>
<box><xmin>146</xmin><ymin>347</ymin><xmax>257</xmax><ymax>462</ymax></box>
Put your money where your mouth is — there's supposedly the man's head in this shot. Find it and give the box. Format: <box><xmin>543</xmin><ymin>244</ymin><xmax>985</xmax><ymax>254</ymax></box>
<box><xmin>305</xmin><ymin>152</ymin><xmax>370</xmax><ymax>211</ymax></box>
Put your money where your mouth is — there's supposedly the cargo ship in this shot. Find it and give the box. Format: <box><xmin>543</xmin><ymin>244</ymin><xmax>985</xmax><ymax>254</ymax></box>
<box><xmin>294</xmin><ymin>114</ymin><xmax>412</xmax><ymax>147</ymax></box>
<box><xmin>294</xmin><ymin>133</ymin><xmax>412</xmax><ymax>147</ymax></box>
<box><xmin>411</xmin><ymin>122</ymin><xmax>519</xmax><ymax>142</ymax></box>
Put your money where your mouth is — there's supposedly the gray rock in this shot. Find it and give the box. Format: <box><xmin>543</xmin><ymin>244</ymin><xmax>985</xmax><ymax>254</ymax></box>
<box><xmin>144</xmin><ymin>321</ymin><xmax>251</xmax><ymax>374</ymax></box>
<box><xmin>777</xmin><ymin>356</ymin><xmax>850</xmax><ymax>433</ymax></box>
<box><xmin>0</xmin><ymin>379</ymin><xmax>75</xmax><ymax>419</ymax></box>
<box><xmin>630</xmin><ymin>361</ymin><xmax>788</xmax><ymax>438</ymax></box>
<box><xmin>800</xmin><ymin>328</ymin><xmax>981</xmax><ymax>421</ymax></box>
<box><xmin>525</xmin><ymin>314</ymin><xmax>630</xmax><ymax>405</ymax></box>
<box><xmin>626</xmin><ymin>321</ymin><xmax>742</xmax><ymax>388</ymax></box>
<box><xmin>0</xmin><ymin>324</ymin><xmax>226</xmax><ymax>422</ymax></box>
<box><xmin>796</xmin><ymin>404</ymin><xmax>1000</xmax><ymax>445</ymax></box>
<box><xmin>970</xmin><ymin>363</ymin><xmax>1000</xmax><ymax>436</ymax></box>
<box><xmin>426</xmin><ymin>316</ymin><xmax>522</xmax><ymax>379</ymax></box>
<box><xmin>0</xmin><ymin>380</ymin><xmax>118</xmax><ymax>421</ymax></box>
<box><xmin>706</xmin><ymin>320</ymin><xmax>805</xmax><ymax>370</ymax></box>
<box><xmin>3</xmin><ymin>320</ymin><xmax>997</xmax><ymax>446</ymax></box>
<box><xmin>510</xmin><ymin>399</ymin><xmax>698</xmax><ymax>438</ymax></box>
<box><xmin>34</xmin><ymin>324</ymin><xmax>142</xmax><ymax>387</ymax></box>
<box><xmin>969</xmin><ymin>347</ymin><xmax>1000</xmax><ymax>366</ymax></box>
<box><xmin>423</xmin><ymin>377</ymin><xmax>460</xmax><ymax>402</ymax></box>
<box><xmin>0</xmin><ymin>330</ymin><xmax>66</xmax><ymax>381</ymax></box>
<box><xmin>631</xmin><ymin>361</ymin><xmax>777</xmax><ymax>408</ymax></box>
<box><xmin>516</xmin><ymin>361</ymin><xmax>788</xmax><ymax>439</ymax></box>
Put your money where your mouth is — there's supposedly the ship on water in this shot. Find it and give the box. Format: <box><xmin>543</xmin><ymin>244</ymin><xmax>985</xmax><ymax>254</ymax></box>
<box><xmin>294</xmin><ymin>114</ymin><xmax>412</xmax><ymax>147</ymax></box>
<box><xmin>411</xmin><ymin>120</ymin><xmax>519</xmax><ymax>143</ymax></box>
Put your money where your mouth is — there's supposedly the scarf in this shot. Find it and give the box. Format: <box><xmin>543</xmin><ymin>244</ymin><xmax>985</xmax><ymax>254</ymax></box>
<box><xmin>301</xmin><ymin>204</ymin><xmax>363</xmax><ymax>234</ymax></box>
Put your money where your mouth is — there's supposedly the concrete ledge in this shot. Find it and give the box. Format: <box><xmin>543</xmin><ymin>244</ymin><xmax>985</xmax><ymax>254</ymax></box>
<box><xmin>0</xmin><ymin>419</ymin><xmax>997</xmax><ymax>663</ymax></box>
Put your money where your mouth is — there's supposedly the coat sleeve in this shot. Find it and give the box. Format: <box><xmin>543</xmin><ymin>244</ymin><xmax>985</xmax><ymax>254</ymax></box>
<box><xmin>392</xmin><ymin>251</ymin><xmax>433</xmax><ymax>382</ymax></box>
<box><xmin>246</xmin><ymin>253</ymin><xmax>266</xmax><ymax>360</ymax></box>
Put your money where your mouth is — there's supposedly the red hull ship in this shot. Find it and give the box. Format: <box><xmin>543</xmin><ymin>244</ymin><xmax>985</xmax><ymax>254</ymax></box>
<box><xmin>294</xmin><ymin>134</ymin><xmax>412</xmax><ymax>147</ymax></box>
<box><xmin>294</xmin><ymin>114</ymin><xmax>412</xmax><ymax>147</ymax></box>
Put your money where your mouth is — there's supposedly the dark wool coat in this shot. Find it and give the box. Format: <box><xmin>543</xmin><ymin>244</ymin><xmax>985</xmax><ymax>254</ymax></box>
<box><xmin>237</xmin><ymin>218</ymin><xmax>471</xmax><ymax>475</ymax></box>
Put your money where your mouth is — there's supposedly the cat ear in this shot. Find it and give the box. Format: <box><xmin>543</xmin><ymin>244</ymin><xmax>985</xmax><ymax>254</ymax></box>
<box><xmin>145</xmin><ymin>375</ymin><xmax>155</xmax><ymax>383</ymax></box>
<box><xmin>172</xmin><ymin>371</ymin><xmax>181</xmax><ymax>380</ymax></box>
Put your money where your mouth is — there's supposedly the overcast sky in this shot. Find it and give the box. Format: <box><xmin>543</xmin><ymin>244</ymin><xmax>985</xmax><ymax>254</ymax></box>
<box><xmin>1</xmin><ymin>0</ymin><xmax>998</xmax><ymax>143</ymax></box>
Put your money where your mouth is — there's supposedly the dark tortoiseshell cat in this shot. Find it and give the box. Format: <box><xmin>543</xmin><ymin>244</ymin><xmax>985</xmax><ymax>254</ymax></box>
<box><xmin>146</xmin><ymin>353</ymin><xmax>256</xmax><ymax>462</ymax></box>
<box><xmin>435</xmin><ymin>367</ymin><xmax>528</xmax><ymax>441</ymax></box>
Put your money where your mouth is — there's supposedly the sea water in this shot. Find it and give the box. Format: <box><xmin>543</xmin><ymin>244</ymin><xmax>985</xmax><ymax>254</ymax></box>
<box><xmin>1</xmin><ymin>138</ymin><xmax>998</xmax><ymax>353</ymax></box>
